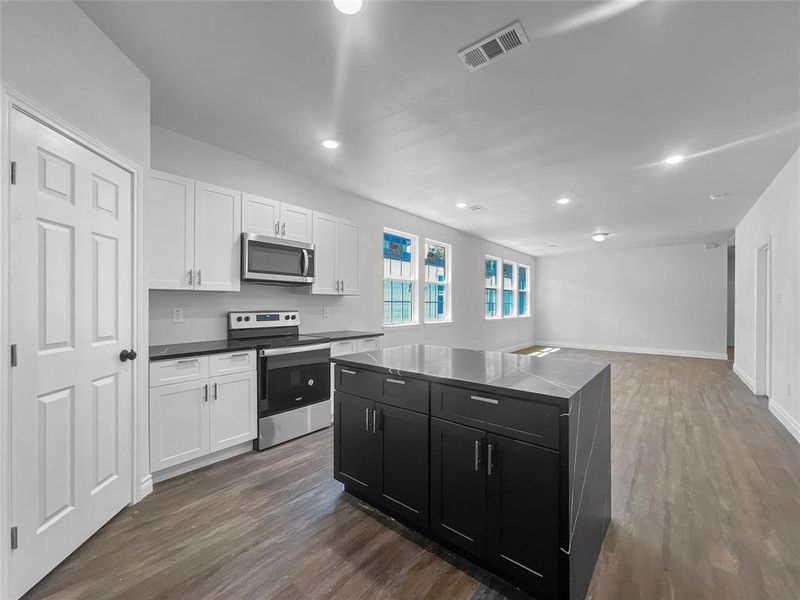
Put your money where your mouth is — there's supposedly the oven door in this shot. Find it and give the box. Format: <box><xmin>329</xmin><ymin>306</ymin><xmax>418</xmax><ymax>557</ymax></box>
<box><xmin>259</xmin><ymin>344</ymin><xmax>330</xmax><ymax>417</ymax></box>
<box><xmin>242</xmin><ymin>233</ymin><xmax>315</xmax><ymax>284</ymax></box>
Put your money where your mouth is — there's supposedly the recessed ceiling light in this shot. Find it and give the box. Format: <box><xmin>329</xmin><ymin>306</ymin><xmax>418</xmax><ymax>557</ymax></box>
<box><xmin>455</xmin><ymin>202</ymin><xmax>468</xmax><ymax>208</ymax></box>
<box><xmin>322</xmin><ymin>139</ymin><xmax>340</xmax><ymax>150</ymax></box>
<box><xmin>591</xmin><ymin>232</ymin><xmax>610</xmax><ymax>242</ymax></box>
<box><xmin>546</xmin><ymin>244</ymin><xmax>558</xmax><ymax>248</ymax></box>
<box><xmin>664</xmin><ymin>154</ymin><xmax>685</xmax><ymax>165</ymax></box>
<box><xmin>333</xmin><ymin>0</ymin><xmax>364</xmax><ymax>15</ymax></box>
<box><xmin>556</xmin><ymin>197</ymin><xmax>571</xmax><ymax>205</ymax></box>
<box><xmin>709</xmin><ymin>192</ymin><xmax>731</xmax><ymax>200</ymax></box>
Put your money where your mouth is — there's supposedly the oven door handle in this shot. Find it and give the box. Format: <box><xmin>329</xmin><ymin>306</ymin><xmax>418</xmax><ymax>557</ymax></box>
<box><xmin>259</xmin><ymin>343</ymin><xmax>331</xmax><ymax>357</ymax></box>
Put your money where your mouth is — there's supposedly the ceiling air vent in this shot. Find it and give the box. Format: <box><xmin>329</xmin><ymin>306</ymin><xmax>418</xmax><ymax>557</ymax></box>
<box><xmin>458</xmin><ymin>21</ymin><xmax>529</xmax><ymax>72</ymax></box>
<box><xmin>466</xmin><ymin>204</ymin><xmax>487</xmax><ymax>212</ymax></box>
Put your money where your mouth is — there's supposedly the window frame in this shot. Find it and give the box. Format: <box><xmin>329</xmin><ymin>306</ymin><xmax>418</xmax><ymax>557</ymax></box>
<box><xmin>382</xmin><ymin>227</ymin><xmax>419</xmax><ymax>327</ymax></box>
<box><xmin>484</xmin><ymin>255</ymin><xmax>501</xmax><ymax>320</ymax></box>
<box><xmin>502</xmin><ymin>260</ymin><xmax>518</xmax><ymax>318</ymax></box>
<box><xmin>518</xmin><ymin>263</ymin><xmax>531</xmax><ymax>318</ymax></box>
<box><xmin>423</xmin><ymin>238</ymin><xmax>452</xmax><ymax>324</ymax></box>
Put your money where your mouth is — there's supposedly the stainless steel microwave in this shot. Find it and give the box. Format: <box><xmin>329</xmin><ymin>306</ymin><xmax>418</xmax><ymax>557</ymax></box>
<box><xmin>241</xmin><ymin>233</ymin><xmax>315</xmax><ymax>285</ymax></box>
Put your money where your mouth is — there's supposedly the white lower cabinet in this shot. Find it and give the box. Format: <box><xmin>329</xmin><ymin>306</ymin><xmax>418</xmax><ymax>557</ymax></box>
<box><xmin>150</xmin><ymin>351</ymin><xmax>257</xmax><ymax>473</ymax></box>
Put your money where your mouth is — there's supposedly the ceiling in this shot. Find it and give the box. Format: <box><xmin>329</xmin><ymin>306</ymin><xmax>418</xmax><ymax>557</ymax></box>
<box><xmin>79</xmin><ymin>0</ymin><xmax>800</xmax><ymax>256</ymax></box>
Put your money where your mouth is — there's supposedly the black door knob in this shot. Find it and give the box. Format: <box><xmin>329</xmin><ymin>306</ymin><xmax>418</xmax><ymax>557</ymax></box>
<box><xmin>120</xmin><ymin>349</ymin><xmax>138</xmax><ymax>362</ymax></box>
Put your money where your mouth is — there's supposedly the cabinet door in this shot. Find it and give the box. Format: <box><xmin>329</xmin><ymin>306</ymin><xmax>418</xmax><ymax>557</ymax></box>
<box><xmin>209</xmin><ymin>371</ymin><xmax>257</xmax><ymax>452</ymax></box>
<box><xmin>194</xmin><ymin>181</ymin><xmax>242</xmax><ymax>291</ymax></box>
<box><xmin>242</xmin><ymin>192</ymin><xmax>279</xmax><ymax>237</ymax></box>
<box><xmin>334</xmin><ymin>392</ymin><xmax>380</xmax><ymax>498</ymax></box>
<box><xmin>378</xmin><ymin>404</ymin><xmax>429</xmax><ymax>528</ymax></box>
<box><xmin>338</xmin><ymin>219</ymin><xmax>360</xmax><ymax>295</ymax></box>
<box><xmin>280</xmin><ymin>202</ymin><xmax>313</xmax><ymax>243</ymax></box>
<box><xmin>146</xmin><ymin>170</ymin><xmax>194</xmax><ymax>290</ymax></box>
<box><xmin>430</xmin><ymin>418</ymin><xmax>487</xmax><ymax>557</ymax></box>
<box><xmin>310</xmin><ymin>212</ymin><xmax>339</xmax><ymax>295</ymax></box>
<box><xmin>486</xmin><ymin>434</ymin><xmax>560</xmax><ymax>595</ymax></box>
<box><xmin>150</xmin><ymin>379</ymin><xmax>210</xmax><ymax>471</ymax></box>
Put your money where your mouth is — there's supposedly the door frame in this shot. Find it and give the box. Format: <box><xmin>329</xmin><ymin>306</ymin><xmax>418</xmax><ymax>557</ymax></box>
<box><xmin>754</xmin><ymin>239</ymin><xmax>772</xmax><ymax>397</ymax></box>
<box><xmin>0</xmin><ymin>88</ymin><xmax>151</xmax><ymax>598</ymax></box>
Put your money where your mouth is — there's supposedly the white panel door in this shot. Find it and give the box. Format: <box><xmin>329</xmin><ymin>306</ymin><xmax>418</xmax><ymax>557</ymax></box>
<box><xmin>194</xmin><ymin>181</ymin><xmax>241</xmax><ymax>291</ymax></box>
<box><xmin>338</xmin><ymin>219</ymin><xmax>360</xmax><ymax>295</ymax></box>
<box><xmin>145</xmin><ymin>170</ymin><xmax>194</xmax><ymax>290</ymax></box>
<box><xmin>311</xmin><ymin>212</ymin><xmax>339</xmax><ymax>295</ymax></box>
<box><xmin>242</xmin><ymin>192</ymin><xmax>279</xmax><ymax>237</ymax></box>
<box><xmin>149</xmin><ymin>379</ymin><xmax>210</xmax><ymax>471</ymax></box>
<box><xmin>9</xmin><ymin>110</ymin><xmax>133</xmax><ymax>599</ymax></box>
<box><xmin>209</xmin><ymin>372</ymin><xmax>257</xmax><ymax>452</ymax></box>
<box><xmin>280</xmin><ymin>202</ymin><xmax>313</xmax><ymax>243</ymax></box>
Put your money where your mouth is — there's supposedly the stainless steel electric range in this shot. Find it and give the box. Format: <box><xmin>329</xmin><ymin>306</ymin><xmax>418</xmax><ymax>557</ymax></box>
<box><xmin>228</xmin><ymin>310</ymin><xmax>331</xmax><ymax>450</ymax></box>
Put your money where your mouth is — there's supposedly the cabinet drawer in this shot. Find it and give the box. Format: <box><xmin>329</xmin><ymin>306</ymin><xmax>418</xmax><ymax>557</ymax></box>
<box><xmin>380</xmin><ymin>375</ymin><xmax>429</xmax><ymax>414</ymax></box>
<box><xmin>209</xmin><ymin>350</ymin><xmax>256</xmax><ymax>376</ymax></box>
<box><xmin>431</xmin><ymin>384</ymin><xmax>559</xmax><ymax>449</ymax></box>
<box><xmin>356</xmin><ymin>336</ymin><xmax>381</xmax><ymax>353</ymax></box>
<box><xmin>150</xmin><ymin>355</ymin><xmax>209</xmax><ymax>387</ymax></box>
<box><xmin>334</xmin><ymin>365</ymin><xmax>382</xmax><ymax>399</ymax></box>
<box><xmin>330</xmin><ymin>340</ymin><xmax>356</xmax><ymax>357</ymax></box>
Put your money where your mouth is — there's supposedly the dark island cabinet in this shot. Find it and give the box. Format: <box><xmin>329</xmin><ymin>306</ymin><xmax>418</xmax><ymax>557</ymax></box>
<box><xmin>334</xmin><ymin>391</ymin><xmax>429</xmax><ymax>529</ymax></box>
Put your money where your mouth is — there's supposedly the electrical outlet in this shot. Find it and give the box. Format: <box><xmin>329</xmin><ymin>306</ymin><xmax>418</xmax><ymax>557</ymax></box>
<box><xmin>172</xmin><ymin>308</ymin><xmax>184</xmax><ymax>324</ymax></box>
<box><xmin>643</xmin><ymin>334</ymin><xmax>650</xmax><ymax>343</ymax></box>
<box><xmin>323</xmin><ymin>306</ymin><xmax>330</xmax><ymax>318</ymax></box>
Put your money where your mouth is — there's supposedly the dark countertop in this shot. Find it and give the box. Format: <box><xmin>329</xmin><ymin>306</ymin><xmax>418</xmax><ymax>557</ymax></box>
<box><xmin>149</xmin><ymin>330</ymin><xmax>383</xmax><ymax>361</ymax></box>
<box><xmin>331</xmin><ymin>344</ymin><xmax>609</xmax><ymax>402</ymax></box>
<box><xmin>308</xmin><ymin>330</ymin><xmax>384</xmax><ymax>342</ymax></box>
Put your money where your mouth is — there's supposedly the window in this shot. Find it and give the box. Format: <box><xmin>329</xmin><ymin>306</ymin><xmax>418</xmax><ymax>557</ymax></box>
<box><xmin>485</xmin><ymin>256</ymin><xmax>500</xmax><ymax>319</ymax></box>
<box><xmin>518</xmin><ymin>264</ymin><xmax>530</xmax><ymax>317</ymax></box>
<box><xmin>383</xmin><ymin>229</ymin><xmax>417</xmax><ymax>326</ymax></box>
<box><xmin>424</xmin><ymin>240</ymin><xmax>451</xmax><ymax>323</ymax></box>
<box><xmin>502</xmin><ymin>261</ymin><xmax>517</xmax><ymax>317</ymax></box>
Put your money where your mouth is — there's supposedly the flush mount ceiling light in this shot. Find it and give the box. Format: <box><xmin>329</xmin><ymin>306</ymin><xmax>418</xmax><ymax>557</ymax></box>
<box><xmin>591</xmin><ymin>232</ymin><xmax>610</xmax><ymax>242</ymax></box>
<box><xmin>333</xmin><ymin>0</ymin><xmax>364</xmax><ymax>15</ymax></box>
<box><xmin>321</xmin><ymin>139</ymin><xmax>340</xmax><ymax>150</ymax></box>
<box><xmin>556</xmin><ymin>197</ymin><xmax>571</xmax><ymax>205</ymax></box>
<box><xmin>709</xmin><ymin>192</ymin><xmax>731</xmax><ymax>200</ymax></box>
<box><xmin>663</xmin><ymin>154</ymin><xmax>685</xmax><ymax>165</ymax></box>
<box><xmin>455</xmin><ymin>202</ymin><xmax>468</xmax><ymax>208</ymax></box>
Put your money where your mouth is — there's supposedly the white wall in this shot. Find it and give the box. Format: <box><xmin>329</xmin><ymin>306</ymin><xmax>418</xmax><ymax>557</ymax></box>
<box><xmin>734</xmin><ymin>148</ymin><xmax>800</xmax><ymax>442</ymax></box>
<box><xmin>1</xmin><ymin>1</ymin><xmax>150</xmax><ymax>168</ymax></box>
<box><xmin>149</xmin><ymin>126</ymin><xmax>536</xmax><ymax>351</ymax></box>
<box><xmin>534</xmin><ymin>243</ymin><xmax>728</xmax><ymax>359</ymax></box>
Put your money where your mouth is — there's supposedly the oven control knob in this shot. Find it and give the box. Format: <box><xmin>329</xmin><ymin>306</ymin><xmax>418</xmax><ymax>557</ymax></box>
<box><xmin>236</xmin><ymin>316</ymin><xmax>243</xmax><ymax>322</ymax></box>
<box><xmin>308</xmin><ymin>379</ymin><xmax>314</xmax><ymax>386</ymax></box>
<box><xmin>285</xmin><ymin>315</ymin><xmax>290</xmax><ymax>320</ymax></box>
<box><xmin>291</xmin><ymin>315</ymin><xmax>296</xmax><ymax>320</ymax></box>
<box><xmin>244</xmin><ymin>316</ymin><xmax>250</xmax><ymax>321</ymax></box>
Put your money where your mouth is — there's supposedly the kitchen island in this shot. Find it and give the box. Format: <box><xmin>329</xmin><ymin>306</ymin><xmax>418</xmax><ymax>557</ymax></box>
<box><xmin>331</xmin><ymin>345</ymin><xmax>611</xmax><ymax>600</ymax></box>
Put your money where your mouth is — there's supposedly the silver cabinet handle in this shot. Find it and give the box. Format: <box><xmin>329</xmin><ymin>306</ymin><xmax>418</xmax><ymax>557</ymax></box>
<box><xmin>197</xmin><ymin>269</ymin><xmax>202</xmax><ymax>286</ymax></box>
<box><xmin>487</xmin><ymin>443</ymin><xmax>494</xmax><ymax>476</ymax></box>
<box><xmin>365</xmin><ymin>407</ymin><xmax>370</xmax><ymax>432</ymax></box>
<box><xmin>203</xmin><ymin>384</ymin><xmax>208</xmax><ymax>403</ymax></box>
<box><xmin>188</xmin><ymin>269</ymin><xmax>193</xmax><ymax>286</ymax></box>
<box><xmin>385</xmin><ymin>378</ymin><xmax>405</xmax><ymax>385</ymax></box>
<box><xmin>470</xmin><ymin>395</ymin><xmax>499</xmax><ymax>405</ymax></box>
<box><xmin>340</xmin><ymin>279</ymin><xmax>344</xmax><ymax>293</ymax></box>
<box><xmin>372</xmin><ymin>409</ymin><xmax>377</xmax><ymax>433</ymax></box>
<box><xmin>229</xmin><ymin>353</ymin><xmax>249</xmax><ymax>359</ymax></box>
<box><xmin>281</xmin><ymin>222</ymin><xmax>286</xmax><ymax>237</ymax></box>
<box><xmin>213</xmin><ymin>382</ymin><xmax>218</xmax><ymax>399</ymax></box>
<box><xmin>341</xmin><ymin>368</ymin><xmax>357</xmax><ymax>375</ymax></box>
<box><xmin>274</xmin><ymin>222</ymin><xmax>280</xmax><ymax>236</ymax></box>
<box><xmin>474</xmin><ymin>440</ymin><xmax>481</xmax><ymax>471</ymax></box>
<box><xmin>176</xmin><ymin>358</ymin><xmax>199</xmax><ymax>364</ymax></box>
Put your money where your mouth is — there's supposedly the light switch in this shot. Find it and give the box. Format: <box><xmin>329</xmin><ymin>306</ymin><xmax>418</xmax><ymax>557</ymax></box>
<box><xmin>172</xmin><ymin>308</ymin><xmax>184</xmax><ymax>324</ymax></box>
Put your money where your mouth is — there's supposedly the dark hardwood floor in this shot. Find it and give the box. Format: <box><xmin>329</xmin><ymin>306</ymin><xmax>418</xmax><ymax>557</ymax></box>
<box><xmin>24</xmin><ymin>349</ymin><xmax>800</xmax><ymax>600</ymax></box>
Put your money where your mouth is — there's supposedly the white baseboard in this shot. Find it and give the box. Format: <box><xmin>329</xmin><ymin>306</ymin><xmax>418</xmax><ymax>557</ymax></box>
<box><xmin>532</xmin><ymin>340</ymin><xmax>728</xmax><ymax>361</ymax></box>
<box><xmin>732</xmin><ymin>363</ymin><xmax>756</xmax><ymax>393</ymax></box>
<box><xmin>152</xmin><ymin>441</ymin><xmax>254</xmax><ymax>484</ymax></box>
<box><xmin>139</xmin><ymin>474</ymin><xmax>153</xmax><ymax>501</ymax></box>
<box><xmin>496</xmin><ymin>341</ymin><xmax>535</xmax><ymax>353</ymax></box>
<box><xmin>769</xmin><ymin>400</ymin><xmax>800</xmax><ymax>444</ymax></box>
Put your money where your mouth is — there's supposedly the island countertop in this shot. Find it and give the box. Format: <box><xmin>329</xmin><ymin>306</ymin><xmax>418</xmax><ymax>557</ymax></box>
<box><xmin>330</xmin><ymin>344</ymin><xmax>609</xmax><ymax>404</ymax></box>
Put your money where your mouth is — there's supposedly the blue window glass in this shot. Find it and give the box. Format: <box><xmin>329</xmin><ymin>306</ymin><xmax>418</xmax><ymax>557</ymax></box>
<box><xmin>519</xmin><ymin>291</ymin><xmax>528</xmax><ymax>316</ymax></box>
<box><xmin>425</xmin><ymin>283</ymin><xmax>446</xmax><ymax>321</ymax></box>
<box><xmin>485</xmin><ymin>259</ymin><xmax>497</xmax><ymax>287</ymax></box>
<box><xmin>503</xmin><ymin>262</ymin><xmax>514</xmax><ymax>289</ymax></box>
<box><xmin>485</xmin><ymin>288</ymin><xmax>497</xmax><ymax>318</ymax></box>
<box><xmin>503</xmin><ymin>290</ymin><xmax>514</xmax><ymax>317</ymax></box>
<box><xmin>519</xmin><ymin>266</ymin><xmax>527</xmax><ymax>291</ymax></box>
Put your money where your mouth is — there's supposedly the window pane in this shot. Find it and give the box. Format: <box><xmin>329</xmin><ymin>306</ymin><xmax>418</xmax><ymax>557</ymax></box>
<box><xmin>425</xmin><ymin>283</ymin><xmax>447</xmax><ymax>321</ymax></box>
<box><xmin>503</xmin><ymin>263</ymin><xmax>514</xmax><ymax>289</ymax></box>
<box><xmin>485</xmin><ymin>259</ymin><xmax>497</xmax><ymax>288</ymax></box>
<box><xmin>503</xmin><ymin>290</ymin><xmax>514</xmax><ymax>316</ymax></box>
<box><xmin>518</xmin><ymin>266</ymin><xmax>527</xmax><ymax>291</ymax></box>
<box><xmin>384</xmin><ymin>278</ymin><xmax>413</xmax><ymax>325</ymax></box>
<box><xmin>425</xmin><ymin>242</ymin><xmax>447</xmax><ymax>282</ymax></box>
<box><xmin>384</xmin><ymin>232</ymin><xmax>412</xmax><ymax>279</ymax></box>
<box><xmin>485</xmin><ymin>288</ymin><xmax>497</xmax><ymax>317</ymax></box>
<box><xmin>519</xmin><ymin>291</ymin><xmax>527</xmax><ymax>316</ymax></box>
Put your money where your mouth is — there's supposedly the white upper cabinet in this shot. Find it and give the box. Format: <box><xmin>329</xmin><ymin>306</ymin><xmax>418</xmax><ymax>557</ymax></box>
<box><xmin>146</xmin><ymin>172</ymin><xmax>241</xmax><ymax>291</ymax></box>
<box><xmin>307</xmin><ymin>212</ymin><xmax>360</xmax><ymax>296</ymax></box>
<box><xmin>146</xmin><ymin>170</ymin><xmax>194</xmax><ymax>290</ymax></box>
<box><xmin>242</xmin><ymin>195</ymin><xmax>313</xmax><ymax>243</ymax></box>
<box><xmin>242</xmin><ymin>193</ymin><xmax>279</xmax><ymax>237</ymax></box>
<box><xmin>194</xmin><ymin>181</ymin><xmax>241</xmax><ymax>291</ymax></box>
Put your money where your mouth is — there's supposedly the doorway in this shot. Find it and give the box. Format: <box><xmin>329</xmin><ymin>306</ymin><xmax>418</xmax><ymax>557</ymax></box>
<box><xmin>754</xmin><ymin>242</ymin><xmax>771</xmax><ymax>397</ymax></box>
<box><xmin>727</xmin><ymin>245</ymin><xmax>735</xmax><ymax>361</ymax></box>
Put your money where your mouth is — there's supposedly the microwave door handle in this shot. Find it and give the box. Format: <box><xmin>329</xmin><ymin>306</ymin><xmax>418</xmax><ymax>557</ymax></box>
<box><xmin>301</xmin><ymin>249</ymin><xmax>309</xmax><ymax>276</ymax></box>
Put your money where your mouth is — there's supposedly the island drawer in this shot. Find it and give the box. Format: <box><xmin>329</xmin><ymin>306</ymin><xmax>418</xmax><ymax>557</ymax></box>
<box><xmin>334</xmin><ymin>365</ymin><xmax>429</xmax><ymax>413</ymax></box>
<box><xmin>430</xmin><ymin>383</ymin><xmax>559</xmax><ymax>449</ymax></box>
